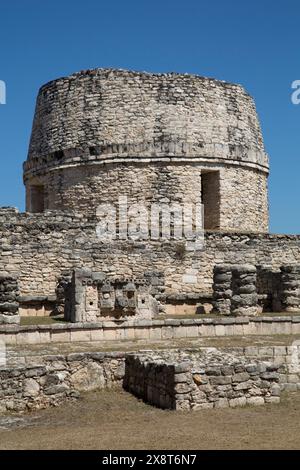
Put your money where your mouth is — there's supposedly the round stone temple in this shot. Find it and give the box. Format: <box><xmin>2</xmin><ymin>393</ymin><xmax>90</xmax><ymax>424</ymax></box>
<box><xmin>24</xmin><ymin>68</ymin><xmax>269</xmax><ymax>232</ymax></box>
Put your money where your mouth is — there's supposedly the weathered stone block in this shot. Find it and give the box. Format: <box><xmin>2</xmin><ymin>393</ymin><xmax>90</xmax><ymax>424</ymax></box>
<box><xmin>229</xmin><ymin>397</ymin><xmax>247</xmax><ymax>408</ymax></box>
<box><xmin>247</xmin><ymin>396</ymin><xmax>265</xmax><ymax>406</ymax></box>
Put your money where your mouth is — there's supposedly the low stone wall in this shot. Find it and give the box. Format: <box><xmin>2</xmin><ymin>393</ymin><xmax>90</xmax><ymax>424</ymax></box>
<box><xmin>1</xmin><ymin>316</ymin><xmax>300</xmax><ymax>346</ymax></box>
<box><xmin>2</xmin><ymin>209</ymin><xmax>300</xmax><ymax>300</ymax></box>
<box><xmin>124</xmin><ymin>346</ymin><xmax>300</xmax><ymax>410</ymax></box>
<box><xmin>0</xmin><ymin>352</ymin><xmax>124</xmax><ymax>413</ymax></box>
<box><xmin>1</xmin><ymin>345</ymin><xmax>300</xmax><ymax>413</ymax></box>
<box><xmin>124</xmin><ymin>356</ymin><xmax>177</xmax><ymax>409</ymax></box>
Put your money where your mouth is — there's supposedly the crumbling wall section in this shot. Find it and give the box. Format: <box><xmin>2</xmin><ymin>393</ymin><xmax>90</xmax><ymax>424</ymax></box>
<box><xmin>24</xmin><ymin>68</ymin><xmax>269</xmax><ymax>232</ymax></box>
<box><xmin>1</xmin><ymin>209</ymin><xmax>300</xmax><ymax>301</ymax></box>
<box><xmin>124</xmin><ymin>347</ymin><xmax>298</xmax><ymax>410</ymax></box>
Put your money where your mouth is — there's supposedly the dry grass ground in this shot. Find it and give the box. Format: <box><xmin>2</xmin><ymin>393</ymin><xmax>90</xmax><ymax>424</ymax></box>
<box><xmin>8</xmin><ymin>334</ymin><xmax>300</xmax><ymax>359</ymax></box>
<box><xmin>19</xmin><ymin>310</ymin><xmax>300</xmax><ymax>326</ymax></box>
<box><xmin>0</xmin><ymin>389</ymin><xmax>300</xmax><ymax>450</ymax></box>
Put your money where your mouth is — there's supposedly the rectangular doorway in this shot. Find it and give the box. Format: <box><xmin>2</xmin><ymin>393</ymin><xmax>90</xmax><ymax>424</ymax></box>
<box><xmin>201</xmin><ymin>170</ymin><xmax>220</xmax><ymax>230</ymax></box>
<box><xmin>28</xmin><ymin>185</ymin><xmax>45</xmax><ymax>213</ymax></box>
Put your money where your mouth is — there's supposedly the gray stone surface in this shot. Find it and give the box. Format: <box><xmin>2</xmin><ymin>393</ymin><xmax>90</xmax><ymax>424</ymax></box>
<box><xmin>212</xmin><ymin>264</ymin><xmax>258</xmax><ymax>316</ymax></box>
<box><xmin>65</xmin><ymin>268</ymin><xmax>162</xmax><ymax>322</ymax></box>
<box><xmin>123</xmin><ymin>348</ymin><xmax>289</xmax><ymax>411</ymax></box>
<box><xmin>24</xmin><ymin>69</ymin><xmax>269</xmax><ymax>232</ymax></box>
<box><xmin>0</xmin><ymin>273</ymin><xmax>20</xmax><ymax>325</ymax></box>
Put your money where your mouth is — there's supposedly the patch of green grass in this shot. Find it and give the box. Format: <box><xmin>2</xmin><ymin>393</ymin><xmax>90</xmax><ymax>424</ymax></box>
<box><xmin>20</xmin><ymin>316</ymin><xmax>66</xmax><ymax>326</ymax></box>
<box><xmin>258</xmin><ymin>311</ymin><xmax>300</xmax><ymax>317</ymax></box>
<box><xmin>157</xmin><ymin>311</ymin><xmax>300</xmax><ymax>320</ymax></box>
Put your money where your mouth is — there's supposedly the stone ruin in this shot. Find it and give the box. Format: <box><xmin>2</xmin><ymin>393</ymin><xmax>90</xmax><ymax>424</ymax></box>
<box><xmin>1</xmin><ymin>67</ymin><xmax>300</xmax><ymax>415</ymax></box>
<box><xmin>0</xmin><ymin>272</ymin><xmax>20</xmax><ymax>325</ymax></box>
<box><xmin>124</xmin><ymin>349</ymin><xmax>282</xmax><ymax>410</ymax></box>
<box><xmin>213</xmin><ymin>264</ymin><xmax>258</xmax><ymax>316</ymax></box>
<box><xmin>63</xmin><ymin>269</ymin><xmax>163</xmax><ymax>322</ymax></box>
<box><xmin>1</xmin><ymin>262</ymin><xmax>300</xmax><ymax>326</ymax></box>
<box><xmin>212</xmin><ymin>263</ymin><xmax>300</xmax><ymax>316</ymax></box>
<box><xmin>4</xmin><ymin>344</ymin><xmax>300</xmax><ymax>413</ymax></box>
<box><xmin>24</xmin><ymin>68</ymin><xmax>269</xmax><ymax>233</ymax></box>
<box><xmin>1</xmin><ymin>67</ymin><xmax>300</xmax><ymax>320</ymax></box>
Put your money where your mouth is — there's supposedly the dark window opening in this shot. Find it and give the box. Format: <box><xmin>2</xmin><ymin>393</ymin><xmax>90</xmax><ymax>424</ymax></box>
<box><xmin>29</xmin><ymin>185</ymin><xmax>45</xmax><ymax>213</ymax></box>
<box><xmin>201</xmin><ymin>171</ymin><xmax>220</xmax><ymax>230</ymax></box>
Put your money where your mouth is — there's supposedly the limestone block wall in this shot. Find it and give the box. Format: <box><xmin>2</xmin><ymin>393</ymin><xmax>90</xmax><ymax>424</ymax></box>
<box><xmin>1</xmin><ymin>315</ymin><xmax>300</xmax><ymax>346</ymax></box>
<box><xmin>26</xmin><ymin>69</ymin><xmax>268</xmax><ymax>167</ymax></box>
<box><xmin>39</xmin><ymin>163</ymin><xmax>202</xmax><ymax>218</ymax></box>
<box><xmin>124</xmin><ymin>348</ymin><xmax>296</xmax><ymax>410</ymax></box>
<box><xmin>124</xmin><ymin>355</ymin><xmax>177</xmax><ymax>409</ymax></box>
<box><xmin>0</xmin><ymin>352</ymin><xmax>124</xmax><ymax>413</ymax></box>
<box><xmin>24</xmin><ymin>68</ymin><xmax>269</xmax><ymax>232</ymax></box>
<box><xmin>25</xmin><ymin>163</ymin><xmax>268</xmax><ymax>232</ymax></box>
<box><xmin>2</xmin><ymin>345</ymin><xmax>300</xmax><ymax>413</ymax></box>
<box><xmin>219</xmin><ymin>165</ymin><xmax>268</xmax><ymax>232</ymax></box>
<box><xmin>1</xmin><ymin>209</ymin><xmax>300</xmax><ymax>301</ymax></box>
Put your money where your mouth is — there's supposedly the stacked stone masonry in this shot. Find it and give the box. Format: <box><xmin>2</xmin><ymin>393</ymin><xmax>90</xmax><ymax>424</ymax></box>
<box><xmin>2</xmin><ymin>316</ymin><xmax>300</xmax><ymax>346</ymax></box>
<box><xmin>2</xmin><ymin>67</ymin><xmax>300</xmax><ymax>418</ymax></box>
<box><xmin>231</xmin><ymin>265</ymin><xmax>257</xmax><ymax>316</ymax></box>
<box><xmin>213</xmin><ymin>264</ymin><xmax>258</xmax><ymax>316</ymax></box>
<box><xmin>124</xmin><ymin>350</ymin><xmax>284</xmax><ymax>410</ymax></box>
<box><xmin>0</xmin><ymin>272</ymin><xmax>20</xmax><ymax>325</ymax></box>
<box><xmin>1</xmin><ymin>345</ymin><xmax>300</xmax><ymax>413</ymax></box>
<box><xmin>24</xmin><ymin>68</ymin><xmax>269</xmax><ymax>232</ymax></box>
<box><xmin>0</xmin><ymin>352</ymin><xmax>124</xmax><ymax>413</ymax></box>
<box><xmin>212</xmin><ymin>265</ymin><xmax>232</xmax><ymax>315</ymax></box>
<box><xmin>280</xmin><ymin>265</ymin><xmax>300</xmax><ymax>312</ymax></box>
<box><xmin>2</xmin><ymin>209</ymin><xmax>300</xmax><ymax>305</ymax></box>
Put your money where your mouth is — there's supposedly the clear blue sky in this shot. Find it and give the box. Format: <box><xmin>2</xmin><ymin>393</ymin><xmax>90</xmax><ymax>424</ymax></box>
<box><xmin>0</xmin><ymin>0</ymin><xmax>299</xmax><ymax>233</ymax></box>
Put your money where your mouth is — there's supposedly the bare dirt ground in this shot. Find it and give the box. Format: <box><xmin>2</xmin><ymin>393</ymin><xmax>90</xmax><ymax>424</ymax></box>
<box><xmin>0</xmin><ymin>389</ymin><xmax>300</xmax><ymax>450</ymax></box>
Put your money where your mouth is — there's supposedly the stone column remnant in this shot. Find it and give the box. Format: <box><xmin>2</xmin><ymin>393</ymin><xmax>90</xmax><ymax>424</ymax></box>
<box><xmin>213</xmin><ymin>264</ymin><xmax>258</xmax><ymax>316</ymax></box>
<box><xmin>55</xmin><ymin>274</ymin><xmax>72</xmax><ymax>316</ymax></box>
<box><xmin>280</xmin><ymin>265</ymin><xmax>300</xmax><ymax>312</ymax></box>
<box><xmin>231</xmin><ymin>265</ymin><xmax>258</xmax><ymax>316</ymax></box>
<box><xmin>0</xmin><ymin>272</ymin><xmax>20</xmax><ymax>324</ymax></box>
<box><xmin>212</xmin><ymin>264</ymin><xmax>233</xmax><ymax>315</ymax></box>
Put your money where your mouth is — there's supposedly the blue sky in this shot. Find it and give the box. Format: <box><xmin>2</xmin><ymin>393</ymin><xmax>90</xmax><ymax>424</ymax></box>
<box><xmin>0</xmin><ymin>0</ymin><xmax>299</xmax><ymax>233</ymax></box>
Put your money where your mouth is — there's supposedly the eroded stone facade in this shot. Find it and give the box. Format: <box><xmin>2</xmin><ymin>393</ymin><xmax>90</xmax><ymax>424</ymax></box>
<box><xmin>2</xmin><ymin>345</ymin><xmax>300</xmax><ymax>413</ymax></box>
<box><xmin>2</xmin><ymin>209</ymin><xmax>300</xmax><ymax>309</ymax></box>
<box><xmin>123</xmin><ymin>346</ymin><xmax>300</xmax><ymax>410</ymax></box>
<box><xmin>24</xmin><ymin>68</ymin><xmax>269</xmax><ymax>232</ymax></box>
<box><xmin>64</xmin><ymin>268</ymin><xmax>162</xmax><ymax>322</ymax></box>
